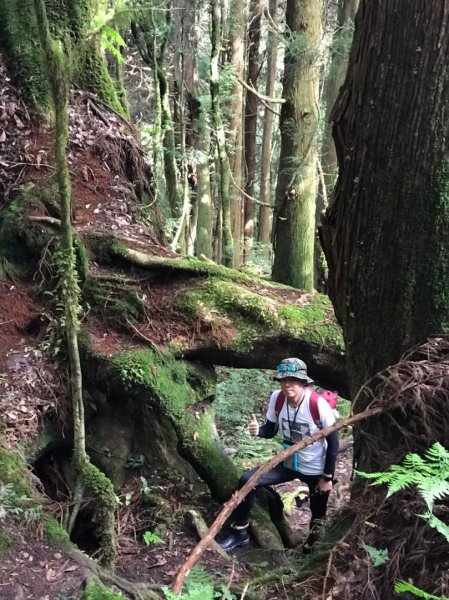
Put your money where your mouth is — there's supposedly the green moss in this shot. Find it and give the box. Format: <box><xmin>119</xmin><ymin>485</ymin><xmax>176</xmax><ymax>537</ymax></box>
<box><xmin>83</xmin><ymin>277</ymin><xmax>147</xmax><ymax>322</ymax></box>
<box><xmin>0</xmin><ymin>184</ymin><xmax>61</xmax><ymax>278</ymax></box>
<box><xmin>81</xmin><ymin>579</ymin><xmax>124</xmax><ymax>599</ymax></box>
<box><xmin>83</xmin><ymin>232</ymin><xmax>129</xmax><ymax>264</ymax></box>
<box><xmin>43</xmin><ymin>517</ymin><xmax>71</xmax><ymax>549</ymax></box>
<box><xmin>74</xmin><ymin>235</ymin><xmax>90</xmax><ymax>282</ymax></box>
<box><xmin>0</xmin><ymin>0</ymin><xmax>50</xmax><ymax>109</ymax></box>
<box><xmin>73</xmin><ymin>40</ymin><xmax>127</xmax><ymax>117</ymax></box>
<box><xmin>0</xmin><ymin>532</ymin><xmax>12</xmax><ymax>553</ymax></box>
<box><xmin>0</xmin><ymin>447</ymin><xmax>33</xmax><ymax>498</ymax></box>
<box><xmin>180</xmin><ymin>279</ymin><xmax>344</xmax><ymax>353</ymax></box>
<box><xmin>106</xmin><ymin>348</ymin><xmax>238</xmax><ymax>496</ymax></box>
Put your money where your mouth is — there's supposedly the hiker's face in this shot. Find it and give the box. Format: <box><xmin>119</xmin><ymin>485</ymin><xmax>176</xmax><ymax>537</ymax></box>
<box><xmin>280</xmin><ymin>378</ymin><xmax>306</xmax><ymax>398</ymax></box>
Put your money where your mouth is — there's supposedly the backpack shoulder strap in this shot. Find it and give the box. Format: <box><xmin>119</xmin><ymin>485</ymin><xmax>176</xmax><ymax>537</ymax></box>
<box><xmin>274</xmin><ymin>390</ymin><xmax>285</xmax><ymax>417</ymax></box>
<box><xmin>307</xmin><ymin>388</ymin><xmax>320</xmax><ymax>424</ymax></box>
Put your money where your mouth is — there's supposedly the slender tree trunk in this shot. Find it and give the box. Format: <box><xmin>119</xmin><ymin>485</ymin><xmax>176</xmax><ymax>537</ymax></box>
<box><xmin>195</xmin><ymin>110</ymin><xmax>213</xmax><ymax>258</ymax></box>
<box><xmin>321</xmin><ymin>0</ymin><xmax>359</xmax><ymax>198</ymax></box>
<box><xmin>210</xmin><ymin>0</ymin><xmax>233</xmax><ymax>266</ymax></box>
<box><xmin>132</xmin><ymin>2</ymin><xmax>183</xmax><ymax>231</ymax></box>
<box><xmin>243</xmin><ymin>0</ymin><xmax>263</xmax><ymax>259</ymax></box>
<box><xmin>227</xmin><ymin>0</ymin><xmax>247</xmax><ymax>267</ymax></box>
<box><xmin>321</xmin><ymin>0</ymin><xmax>449</xmax><ymax>396</ymax></box>
<box><xmin>258</xmin><ymin>0</ymin><xmax>279</xmax><ymax>246</ymax></box>
<box><xmin>34</xmin><ymin>0</ymin><xmax>117</xmax><ymax>566</ymax></box>
<box><xmin>271</xmin><ymin>0</ymin><xmax>322</xmax><ymax>290</ymax></box>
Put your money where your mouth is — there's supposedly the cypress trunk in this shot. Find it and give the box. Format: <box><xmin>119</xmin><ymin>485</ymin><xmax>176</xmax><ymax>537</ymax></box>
<box><xmin>321</xmin><ymin>0</ymin><xmax>449</xmax><ymax>396</ymax></box>
<box><xmin>271</xmin><ymin>0</ymin><xmax>322</xmax><ymax>290</ymax></box>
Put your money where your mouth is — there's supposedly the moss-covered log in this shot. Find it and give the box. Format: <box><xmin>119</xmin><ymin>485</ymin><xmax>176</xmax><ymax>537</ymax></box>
<box><xmin>81</xmin><ymin>346</ymin><xmax>239</xmax><ymax>502</ymax></box>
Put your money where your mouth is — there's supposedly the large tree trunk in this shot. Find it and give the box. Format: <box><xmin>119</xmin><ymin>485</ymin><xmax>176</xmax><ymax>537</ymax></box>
<box><xmin>0</xmin><ymin>0</ymin><xmax>125</xmax><ymax>115</ymax></box>
<box><xmin>258</xmin><ymin>0</ymin><xmax>278</xmax><ymax>247</ymax></box>
<box><xmin>227</xmin><ymin>0</ymin><xmax>247</xmax><ymax>267</ymax></box>
<box><xmin>271</xmin><ymin>0</ymin><xmax>322</xmax><ymax>291</ymax></box>
<box><xmin>321</xmin><ymin>0</ymin><xmax>449</xmax><ymax>396</ymax></box>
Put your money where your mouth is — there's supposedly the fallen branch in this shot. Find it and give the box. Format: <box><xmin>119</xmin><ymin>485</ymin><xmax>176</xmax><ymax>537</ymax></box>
<box><xmin>171</xmin><ymin>403</ymin><xmax>385</xmax><ymax>595</ymax></box>
<box><xmin>236</xmin><ymin>76</ymin><xmax>285</xmax><ymax>104</ymax></box>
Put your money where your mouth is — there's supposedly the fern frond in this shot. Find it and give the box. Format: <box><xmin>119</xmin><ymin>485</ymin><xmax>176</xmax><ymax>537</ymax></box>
<box><xmin>421</xmin><ymin>511</ymin><xmax>449</xmax><ymax>544</ymax></box>
<box><xmin>395</xmin><ymin>580</ymin><xmax>449</xmax><ymax>600</ymax></box>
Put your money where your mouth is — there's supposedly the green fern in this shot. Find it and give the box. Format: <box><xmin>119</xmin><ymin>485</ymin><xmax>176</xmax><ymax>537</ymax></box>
<box><xmin>357</xmin><ymin>442</ymin><xmax>449</xmax><ymax>510</ymax></box>
<box><xmin>361</xmin><ymin>543</ymin><xmax>389</xmax><ymax>567</ymax></box>
<box><xmin>162</xmin><ymin>565</ymin><xmax>235</xmax><ymax>600</ymax></box>
<box><xmin>394</xmin><ymin>581</ymin><xmax>449</xmax><ymax>600</ymax></box>
<box><xmin>359</xmin><ymin>444</ymin><xmax>449</xmax><ymax>600</ymax></box>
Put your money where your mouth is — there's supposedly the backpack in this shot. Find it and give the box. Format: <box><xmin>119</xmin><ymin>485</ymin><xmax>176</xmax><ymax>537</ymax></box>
<box><xmin>274</xmin><ymin>387</ymin><xmax>338</xmax><ymax>427</ymax></box>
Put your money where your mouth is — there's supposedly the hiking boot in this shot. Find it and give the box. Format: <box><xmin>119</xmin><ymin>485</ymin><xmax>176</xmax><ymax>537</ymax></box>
<box><xmin>219</xmin><ymin>525</ymin><xmax>250</xmax><ymax>552</ymax></box>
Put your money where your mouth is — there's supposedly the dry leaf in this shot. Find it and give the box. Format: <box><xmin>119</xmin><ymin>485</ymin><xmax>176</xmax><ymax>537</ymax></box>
<box><xmin>45</xmin><ymin>568</ymin><xmax>57</xmax><ymax>582</ymax></box>
<box><xmin>0</xmin><ymin>130</ymin><xmax>6</xmax><ymax>143</ymax></box>
<box><xmin>8</xmin><ymin>101</ymin><xmax>16</xmax><ymax>116</ymax></box>
<box><xmin>64</xmin><ymin>564</ymin><xmax>78</xmax><ymax>572</ymax></box>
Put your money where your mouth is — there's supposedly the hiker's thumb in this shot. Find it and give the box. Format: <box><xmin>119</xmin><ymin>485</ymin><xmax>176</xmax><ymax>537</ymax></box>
<box><xmin>248</xmin><ymin>414</ymin><xmax>259</xmax><ymax>436</ymax></box>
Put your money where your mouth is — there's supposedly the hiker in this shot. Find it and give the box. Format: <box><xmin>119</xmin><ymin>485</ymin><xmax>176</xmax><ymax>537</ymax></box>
<box><xmin>218</xmin><ymin>357</ymin><xmax>339</xmax><ymax>554</ymax></box>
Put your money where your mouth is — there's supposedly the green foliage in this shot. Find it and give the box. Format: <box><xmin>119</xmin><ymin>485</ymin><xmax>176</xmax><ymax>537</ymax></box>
<box><xmin>143</xmin><ymin>530</ymin><xmax>164</xmax><ymax>545</ymax></box>
<box><xmin>361</xmin><ymin>542</ymin><xmax>389</xmax><ymax>567</ymax></box>
<box><xmin>0</xmin><ymin>483</ymin><xmax>41</xmax><ymax>521</ymax></box>
<box><xmin>359</xmin><ymin>443</ymin><xmax>449</xmax><ymax>600</ymax></box>
<box><xmin>357</xmin><ymin>442</ymin><xmax>449</xmax><ymax>511</ymax></box>
<box><xmin>394</xmin><ymin>581</ymin><xmax>449</xmax><ymax>600</ymax></box>
<box><xmin>162</xmin><ymin>565</ymin><xmax>235</xmax><ymax>600</ymax></box>
<box><xmin>81</xmin><ymin>579</ymin><xmax>124</xmax><ymax>599</ymax></box>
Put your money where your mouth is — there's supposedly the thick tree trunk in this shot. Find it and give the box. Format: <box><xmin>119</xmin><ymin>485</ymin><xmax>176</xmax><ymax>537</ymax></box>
<box><xmin>271</xmin><ymin>0</ymin><xmax>322</xmax><ymax>290</ymax></box>
<box><xmin>258</xmin><ymin>0</ymin><xmax>278</xmax><ymax>247</ymax></box>
<box><xmin>321</xmin><ymin>0</ymin><xmax>449</xmax><ymax>396</ymax></box>
<box><xmin>227</xmin><ymin>0</ymin><xmax>247</xmax><ymax>267</ymax></box>
<box><xmin>243</xmin><ymin>0</ymin><xmax>262</xmax><ymax>258</ymax></box>
<box><xmin>0</xmin><ymin>0</ymin><xmax>125</xmax><ymax>114</ymax></box>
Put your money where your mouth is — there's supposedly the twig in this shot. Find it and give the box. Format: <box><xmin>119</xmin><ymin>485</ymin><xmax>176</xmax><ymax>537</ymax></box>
<box><xmin>229</xmin><ymin>171</ymin><xmax>272</xmax><ymax>207</ymax></box>
<box><xmin>124</xmin><ymin>317</ymin><xmax>165</xmax><ymax>355</ymax></box>
<box><xmin>171</xmin><ymin>404</ymin><xmax>385</xmax><ymax>595</ymax></box>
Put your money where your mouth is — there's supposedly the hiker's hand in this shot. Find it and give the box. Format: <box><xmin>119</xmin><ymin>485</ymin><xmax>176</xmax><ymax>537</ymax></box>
<box><xmin>316</xmin><ymin>478</ymin><xmax>333</xmax><ymax>494</ymax></box>
<box><xmin>248</xmin><ymin>414</ymin><xmax>259</xmax><ymax>437</ymax></box>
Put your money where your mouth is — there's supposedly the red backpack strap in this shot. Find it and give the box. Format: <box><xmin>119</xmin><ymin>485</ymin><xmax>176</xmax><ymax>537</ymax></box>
<box><xmin>274</xmin><ymin>391</ymin><xmax>285</xmax><ymax>417</ymax></box>
<box><xmin>307</xmin><ymin>388</ymin><xmax>320</xmax><ymax>424</ymax></box>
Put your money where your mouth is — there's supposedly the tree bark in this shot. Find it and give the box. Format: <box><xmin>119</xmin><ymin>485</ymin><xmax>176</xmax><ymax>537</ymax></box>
<box><xmin>243</xmin><ymin>0</ymin><xmax>263</xmax><ymax>258</ymax></box>
<box><xmin>321</xmin><ymin>0</ymin><xmax>359</xmax><ymax>198</ymax></box>
<box><xmin>258</xmin><ymin>0</ymin><xmax>279</xmax><ymax>247</ymax></box>
<box><xmin>321</xmin><ymin>0</ymin><xmax>449</xmax><ymax>396</ymax></box>
<box><xmin>227</xmin><ymin>0</ymin><xmax>247</xmax><ymax>267</ymax></box>
<box><xmin>210</xmin><ymin>0</ymin><xmax>234</xmax><ymax>266</ymax></box>
<box><xmin>271</xmin><ymin>0</ymin><xmax>322</xmax><ymax>290</ymax></box>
